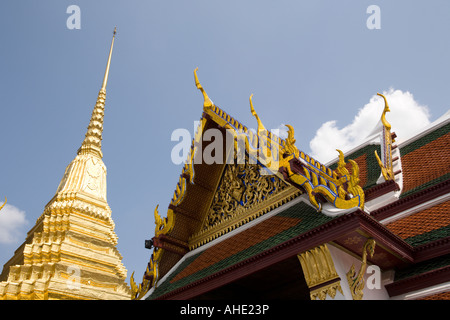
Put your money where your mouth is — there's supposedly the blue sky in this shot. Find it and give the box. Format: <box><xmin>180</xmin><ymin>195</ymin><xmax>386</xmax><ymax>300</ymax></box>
<box><xmin>0</xmin><ymin>1</ymin><xmax>449</xmax><ymax>287</ymax></box>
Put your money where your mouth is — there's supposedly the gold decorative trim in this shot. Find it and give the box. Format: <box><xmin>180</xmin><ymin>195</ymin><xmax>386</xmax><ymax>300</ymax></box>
<box><xmin>154</xmin><ymin>205</ymin><xmax>175</xmax><ymax>237</ymax></box>
<box><xmin>67</xmin><ymin>235</ymin><xmax>110</xmax><ymax>254</ymax></box>
<box><xmin>131</xmin><ymin>204</ymin><xmax>175</xmax><ymax>299</ymax></box>
<box><xmin>280</xmin><ymin>125</ymin><xmax>365</xmax><ymax>211</ymax></box>
<box><xmin>298</xmin><ymin>244</ymin><xmax>343</xmax><ymax>300</ymax></box>
<box><xmin>189</xmin><ymin>74</ymin><xmax>366</xmax><ymax>213</ymax></box>
<box><xmin>130</xmin><ymin>247</ymin><xmax>164</xmax><ymax>300</ymax></box>
<box><xmin>59</xmin><ymin>272</ymin><xmax>118</xmax><ymax>290</ymax></box>
<box><xmin>0</xmin><ymin>197</ymin><xmax>6</xmax><ymax>212</ymax></box>
<box><xmin>188</xmin><ymin>185</ymin><xmax>301</xmax><ymax>250</ymax></box>
<box><xmin>346</xmin><ymin>238</ymin><xmax>376</xmax><ymax>300</ymax></box>
<box><xmin>249</xmin><ymin>94</ymin><xmax>267</xmax><ymax>135</ymax></box>
<box><xmin>170</xmin><ymin>117</ymin><xmax>205</xmax><ymax>208</ymax></box>
<box><xmin>374</xmin><ymin>93</ymin><xmax>395</xmax><ymax>181</ymax></box>
<box><xmin>194</xmin><ymin>68</ymin><xmax>213</xmax><ymax>110</ymax></box>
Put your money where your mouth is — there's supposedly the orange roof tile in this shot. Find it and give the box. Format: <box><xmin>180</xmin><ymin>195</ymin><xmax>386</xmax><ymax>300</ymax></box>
<box><xmin>385</xmin><ymin>200</ymin><xmax>450</xmax><ymax>240</ymax></box>
<box><xmin>170</xmin><ymin>215</ymin><xmax>302</xmax><ymax>283</ymax></box>
<box><xmin>346</xmin><ymin>153</ymin><xmax>368</xmax><ymax>188</ymax></box>
<box><xmin>401</xmin><ymin>133</ymin><xmax>450</xmax><ymax>195</ymax></box>
<box><xmin>419</xmin><ymin>291</ymin><xmax>450</xmax><ymax>300</ymax></box>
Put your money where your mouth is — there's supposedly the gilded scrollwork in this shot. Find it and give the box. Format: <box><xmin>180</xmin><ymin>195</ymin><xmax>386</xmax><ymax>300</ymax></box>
<box><xmin>278</xmin><ymin>124</ymin><xmax>365</xmax><ymax>212</ymax></box>
<box><xmin>154</xmin><ymin>205</ymin><xmax>175</xmax><ymax>238</ymax></box>
<box><xmin>130</xmin><ymin>204</ymin><xmax>175</xmax><ymax>300</ymax></box>
<box><xmin>130</xmin><ymin>247</ymin><xmax>162</xmax><ymax>300</ymax></box>
<box><xmin>283</xmin><ymin>124</ymin><xmax>300</xmax><ymax>158</ymax></box>
<box><xmin>346</xmin><ymin>238</ymin><xmax>376</xmax><ymax>300</ymax></box>
<box><xmin>203</xmin><ymin>161</ymin><xmax>288</xmax><ymax>230</ymax></box>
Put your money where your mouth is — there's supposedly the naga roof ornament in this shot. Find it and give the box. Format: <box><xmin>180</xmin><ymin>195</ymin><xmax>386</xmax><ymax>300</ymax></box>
<box><xmin>278</xmin><ymin>126</ymin><xmax>365</xmax><ymax>212</ymax></box>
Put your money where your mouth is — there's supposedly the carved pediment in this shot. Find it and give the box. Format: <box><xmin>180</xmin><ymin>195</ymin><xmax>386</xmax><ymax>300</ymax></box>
<box><xmin>203</xmin><ymin>162</ymin><xmax>287</xmax><ymax>229</ymax></box>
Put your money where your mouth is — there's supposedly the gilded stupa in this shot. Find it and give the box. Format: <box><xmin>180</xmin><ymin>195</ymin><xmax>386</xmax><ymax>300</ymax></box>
<box><xmin>0</xmin><ymin>28</ymin><xmax>131</xmax><ymax>300</ymax></box>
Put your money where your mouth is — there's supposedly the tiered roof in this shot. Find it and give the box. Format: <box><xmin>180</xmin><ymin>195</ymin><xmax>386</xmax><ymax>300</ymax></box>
<box><xmin>131</xmin><ymin>70</ymin><xmax>450</xmax><ymax>300</ymax></box>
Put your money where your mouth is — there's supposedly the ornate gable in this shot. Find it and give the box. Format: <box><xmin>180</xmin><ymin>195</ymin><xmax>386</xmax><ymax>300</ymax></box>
<box><xmin>203</xmin><ymin>163</ymin><xmax>289</xmax><ymax>229</ymax></box>
<box><xmin>131</xmin><ymin>68</ymin><xmax>369</xmax><ymax>299</ymax></box>
<box><xmin>189</xmin><ymin>160</ymin><xmax>300</xmax><ymax>250</ymax></box>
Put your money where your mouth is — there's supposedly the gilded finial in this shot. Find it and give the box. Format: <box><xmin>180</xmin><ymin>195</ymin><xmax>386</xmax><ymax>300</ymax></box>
<box><xmin>194</xmin><ymin>68</ymin><xmax>213</xmax><ymax>110</ymax></box>
<box><xmin>78</xmin><ymin>27</ymin><xmax>117</xmax><ymax>158</ymax></box>
<box><xmin>101</xmin><ymin>27</ymin><xmax>116</xmax><ymax>90</ymax></box>
<box><xmin>0</xmin><ymin>197</ymin><xmax>6</xmax><ymax>212</ymax></box>
<box><xmin>249</xmin><ymin>94</ymin><xmax>267</xmax><ymax>134</ymax></box>
<box><xmin>375</xmin><ymin>92</ymin><xmax>395</xmax><ymax>181</ymax></box>
<box><xmin>377</xmin><ymin>92</ymin><xmax>391</xmax><ymax>131</ymax></box>
<box><xmin>249</xmin><ymin>94</ymin><xmax>256</xmax><ymax>116</ymax></box>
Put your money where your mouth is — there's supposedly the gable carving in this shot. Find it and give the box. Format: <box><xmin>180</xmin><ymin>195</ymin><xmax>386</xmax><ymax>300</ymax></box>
<box><xmin>188</xmin><ymin>161</ymin><xmax>300</xmax><ymax>250</ymax></box>
<box><xmin>202</xmin><ymin>162</ymin><xmax>289</xmax><ymax>230</ymax></box>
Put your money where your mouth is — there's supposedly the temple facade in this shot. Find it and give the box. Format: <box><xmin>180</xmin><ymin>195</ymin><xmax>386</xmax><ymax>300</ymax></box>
<box><xmin>0</xmin><ymin>29</ymin><xmax>131</xmax><ymax>300</ymax></box>
<box><xmin>131</xmin><ymin>69</ymin><xmax>450</xmax><ymax>300</ymax></box>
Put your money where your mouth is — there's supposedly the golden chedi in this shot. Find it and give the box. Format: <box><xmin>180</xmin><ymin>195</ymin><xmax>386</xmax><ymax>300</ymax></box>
<box><xmin>0</xmin><ymin>28</ymin><xmax>131</xmax><ymax>300</ymax></box>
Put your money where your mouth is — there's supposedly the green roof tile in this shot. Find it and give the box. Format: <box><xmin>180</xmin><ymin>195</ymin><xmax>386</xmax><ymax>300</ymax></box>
<box><xmin>404</xmin><ymin>225</ymin><xmax>450</xmax><ymax>247</ymax></box>
<box><xmin>394</xmin><ymin>254</ymin><xmax>450</xmax><ymax>282</ymax></box>
<box><xmin>400</xmin><ymin>123</ymin><xmax>450</xmax><ymax>157</ymax></box>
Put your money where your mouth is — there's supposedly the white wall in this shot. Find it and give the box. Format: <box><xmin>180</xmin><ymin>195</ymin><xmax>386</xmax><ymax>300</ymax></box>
<box><xmin>327</xmin><ymin>244</ymin><xmax>392</xmax><ymax>300</ymax></box>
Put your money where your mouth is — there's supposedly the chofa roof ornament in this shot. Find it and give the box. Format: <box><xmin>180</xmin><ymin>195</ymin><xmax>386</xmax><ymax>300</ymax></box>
<box><xmin>374</xmin><ymin>92</ymin><xmax>395</xmax><ymax>181</ymax></box>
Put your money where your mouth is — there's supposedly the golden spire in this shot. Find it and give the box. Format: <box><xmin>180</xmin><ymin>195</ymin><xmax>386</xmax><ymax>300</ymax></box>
<box><xmin>77</xmin><ymin>27</ymin><xmax>116</xmax><ymax>159</ymax></box>
<box><xmin>102</xmin><ymin>27</ymin><xmax>116</xmax><ymax>90</ymax></box>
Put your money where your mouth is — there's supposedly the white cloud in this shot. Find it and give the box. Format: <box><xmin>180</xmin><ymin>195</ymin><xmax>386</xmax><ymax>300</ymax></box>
<box><xmin>309</xmin><ymin>89</ymin><xmax>431</xmax><ymax>163</ymax></box>
<box><xmin>0</xmin><ymin>201</ymin><xmax>28</xmax><ymax>244</ymax></box>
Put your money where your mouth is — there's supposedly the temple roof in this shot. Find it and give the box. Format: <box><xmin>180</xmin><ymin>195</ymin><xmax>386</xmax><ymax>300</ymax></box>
<box><xmin>131</xmin><ymin>70</ymin><xmax>450</xmax><ymax>300</ymax></box>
